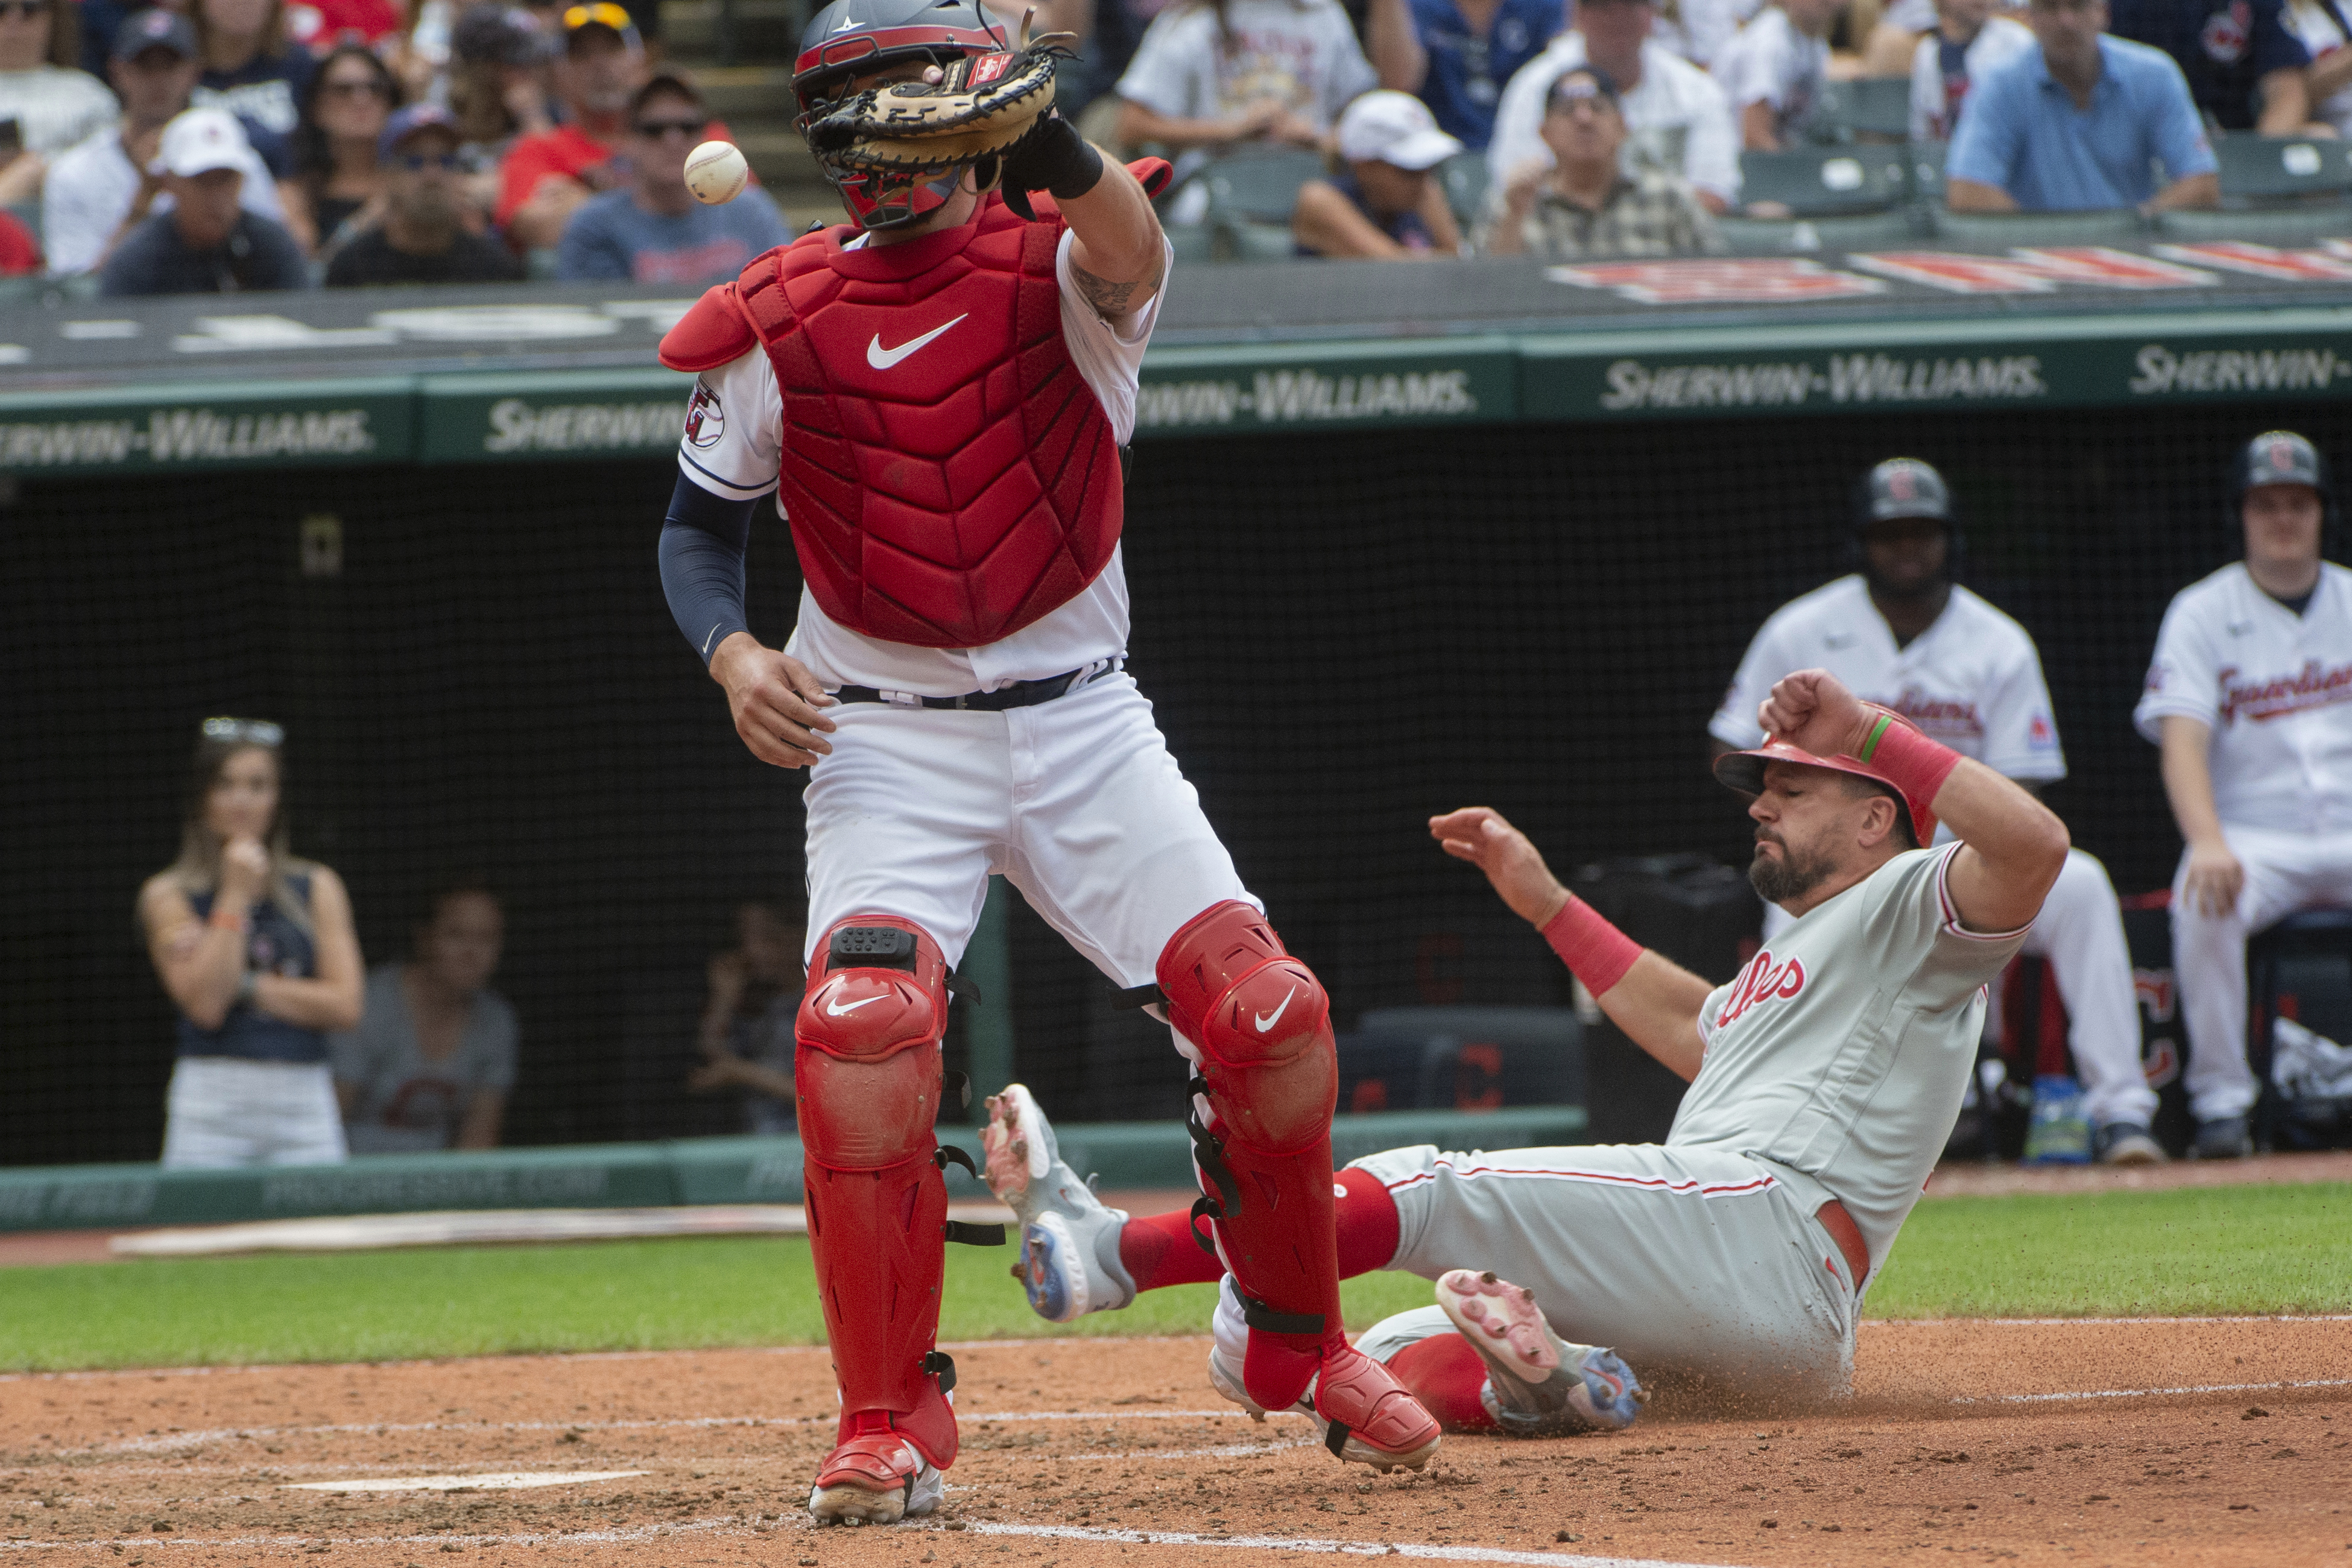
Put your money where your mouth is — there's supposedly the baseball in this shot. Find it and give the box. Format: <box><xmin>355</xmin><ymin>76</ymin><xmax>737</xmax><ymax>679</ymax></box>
<box><xmin>684</xmin><ymin>139</ymin><xmax>749</xmax><ymax>205</ymax></box>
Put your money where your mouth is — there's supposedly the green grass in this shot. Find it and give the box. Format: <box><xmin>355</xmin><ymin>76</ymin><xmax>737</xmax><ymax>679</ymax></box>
<box><xmin>3</xmin><ymin>1183</ymin><xmax>2346</xmax><ymax>1371</ymax></box>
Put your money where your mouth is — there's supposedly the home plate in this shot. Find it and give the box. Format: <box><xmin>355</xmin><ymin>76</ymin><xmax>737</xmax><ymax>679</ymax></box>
<box><xmin>284</xmin><ymin>1470</ymin><xmax>648</xmax><ymax>1493</ymax></box>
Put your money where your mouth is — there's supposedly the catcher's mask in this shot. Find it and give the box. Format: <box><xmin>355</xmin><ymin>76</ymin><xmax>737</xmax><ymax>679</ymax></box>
<box><xmin>794</xmin><ymin>0</ymin><xmax>1010</xmax><ymax>230</ymax></box>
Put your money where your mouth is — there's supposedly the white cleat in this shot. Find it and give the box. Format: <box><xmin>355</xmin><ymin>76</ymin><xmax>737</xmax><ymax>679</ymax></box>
<box><xmin>807</xmin><ymin>1437</ymin><xmax>944</xmax><ymax>1525</ymax></box>
<box><xmin>1436</xmin><ymin>1268</ymin><xmax>1648</xmax><ymax>1437</ymax></box>
<box><xmin>981</xmin><ymin>1084</ymin><xmax>1136</xmax><ymax>1323</ymax></box>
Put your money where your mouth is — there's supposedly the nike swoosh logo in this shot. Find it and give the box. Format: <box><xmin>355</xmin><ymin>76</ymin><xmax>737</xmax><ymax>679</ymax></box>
<box><xmin>826</xmin><ymin>993</ymin><xmax>887</xmax><ymax>1017</ymax></box>
<box><xmin>867</xmin><ymin>314</ymin><xmax>968</xmax><ymax>370</ymax></box>
<box><xmin>1254</xmin><ymin>987</ymin><xmax>1296</xmax><ymax>1033</ymax></box>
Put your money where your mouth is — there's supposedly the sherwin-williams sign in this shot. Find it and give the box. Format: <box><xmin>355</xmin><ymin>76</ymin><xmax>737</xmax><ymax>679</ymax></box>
<box><xmin>0</xmin><ymin>380</ymin><xmax>411</xmax><ymax>476</ymax></box>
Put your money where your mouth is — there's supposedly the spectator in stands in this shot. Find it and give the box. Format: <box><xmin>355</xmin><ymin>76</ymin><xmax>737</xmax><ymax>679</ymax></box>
<box><xmin>495</xmin><ymin>0</ymin><xmax>643</xmax><ymax>251</ymax></box>
<box><xmin>2283</xmin><ymin>0</ymin><xmax>2352</xmax><ymax>134</ymax></box>
<box><xmin>1291</xmin><ymin>87</ymin><xmax>1466</xmax><ymax>253</ymax></box>
<box><xmin>1034</xmin><ymin>0</ymin><xmax>1162</xmax><ymax>137</ymax></box>
<box><xmin>685</xmin><ymin>900</ymin><xmax>803</xmax><ymax>1136</ymax></box>
<box><xmin>2108</xmin><ymin>0</ymin><xmax>2316</xmax><ymax>133</ymax></box>
<box><xmin>1910</xmin><ymin>0</ymin><xmax>2035</xmax><ymax>139</ymax></box>
<box><xmin>443</xmin><ymin>5</ymin><xmax>558</xmax><ymax>231</ymax></box>
<box><xmin>1861</xmin><ymin>0</ymin><xmax>1945</xmax><ymax>78</ymax></box>
<box><xmin>325</xmin><ymin>101</ymin><xmax>520</xmax><ymax>281</ymax></box>
<box><xmin>1361</xmin><ymin>0</ymin><xmax>1567</xmax><ymax>149</ymax></box>
<box><xmin>0</xmin><ymin>0</ymin><xmax>117</xmax><ymax>209</ymax></box>
<box><xmin>1479</xmin><ymin>65</ymin><xmax>1724</xmax><ymax>252</ymax></box>
<box><xmin>1655</xmin><ymin>0</ymin><xmax>1765</xmax><ymax>65</ymax></box>
<box><xmin>1113</xmin><ymin>0</ymin><xmax>1380</xmax><ymax>179</ymax></box>
<box><xmin>287</xmin><ymin>43</ymin><xmax>400</xmax><ymax>256</ymax></box>
<box><xmin>1715</xmin><ymin>0</ymin><xmax>1838</xmax><ymax>149</ymax></box>
<box><xmin>332</xmin><ymin>875</ymin><xmax>518</xmax><ymax>1154</ymax></box>
<box><xmin>1713</xmin><ymin>457</ymin><xmax>2162</xmax><ymax>1166</ymax></box>
<box><xmin>45</xmin><ymin>10</ymin><xmax>290</xmax><ymax>277</ymax></box>
<box><xmin>138</xmin><ymin>717</ymin><xmax>364</xmax><ymax>1169</ymax></box>
<box><xmin>556</xmin><ymin>71</ymin><xmax>785</xmax><ymax>282</ymax></box>
<box><xmin>192</xmin><ymin>0</ymin><xmax>313</xmax><ymax>178</ymax></box>
<box><xmin>2137</xmin><ymin>430</ymin><xmax>2352</xmax><ymax>1161</ymax></box>
<box><xmin>1944</xmin><ymin>0</ymin><xmax>2219</xmax><ymax>212</ymax></box>
<box><xmin>1486</xmin><ymin>0</ymin><xmax>1740</xmax><ymax>210</ymax></box>
<box><xmin>288</xmin><ymin>0</ymin><xmax>405</xmax><ymax>52</ymax></box>
<box><xmin>100</xmin><ymin>104</ymin><xmax>311</xmax><ymax>292</ymax></box>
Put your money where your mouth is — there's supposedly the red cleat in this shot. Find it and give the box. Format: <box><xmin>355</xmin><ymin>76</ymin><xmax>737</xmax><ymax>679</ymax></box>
<box><xmin>1310</xmin><ymin>1342</ymin><xmax>1443</xmax><ymax>1472</ymax></box>
<box><xmin>808</xmin><ymin>1432</ymin><xmax>944</xmax><ymax>1525</ymax></box>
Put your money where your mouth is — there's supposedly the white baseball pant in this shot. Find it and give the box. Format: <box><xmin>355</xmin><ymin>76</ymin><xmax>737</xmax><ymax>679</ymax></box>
<box><xmin>1344</xmin><ymin>1142</ymin><xmax>1857</xmax><ymax>1403</ymax></box>
<box><xmin>2170</xmin><ymin>824</ymin><xmax>2352</xmax><ymax>1123</ymax></box>
<box><xmin>800</xmin><ymin>672</ymin><xmax>1255</xmax><ymax>983</ymax></box>
<box><xmin>1763</xmin><ymin>847</ymin><xmax>2151</xmax><ymax>1128</ymax></box>
<box><xmin>161</xmin><ymin>1057</ymin><xmax>348</xmax><ymax>1168</ymax></box>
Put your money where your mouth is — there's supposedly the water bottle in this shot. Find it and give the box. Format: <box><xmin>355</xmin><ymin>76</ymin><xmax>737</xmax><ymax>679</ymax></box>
<box><xmin>2023</xmin><ymin>1073</ymin><xmax>2091</xmax><ymax>1165</ymax></box>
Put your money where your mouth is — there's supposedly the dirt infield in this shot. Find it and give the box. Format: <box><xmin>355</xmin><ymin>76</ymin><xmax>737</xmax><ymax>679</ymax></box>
<box><xmin>4</xmin><ymin>1318</ymin><xmax>2347</xmax><ymax>1568</ymax></box>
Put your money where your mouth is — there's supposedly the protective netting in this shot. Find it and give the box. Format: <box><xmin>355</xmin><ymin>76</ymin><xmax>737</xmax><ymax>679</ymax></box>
<box><xmin>6</xmin><ymin>400</ymin><xmax>2341</xmax><ymax>1163</ymax></box>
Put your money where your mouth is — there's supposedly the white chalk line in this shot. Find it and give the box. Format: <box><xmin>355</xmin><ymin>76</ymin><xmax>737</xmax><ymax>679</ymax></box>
<box><xmin>43</xmin><ymin>1406</ymin><xmax>1285</xmax><ymax>1456</ymax></box>
<box><xmin>0</xmin><ymin>1513</ymin><xmax>1748</xmax><ymax>1568</ymax></box>
<box><xmin>1885</xmin><ymin>1314</ymin><xmax>2352</xmax><ymax>1327</ymax></box>
<box><xmin>1953</xmin><ymin>1375</ymin><xmax>2352</xmax><ymax>1405</ymax></box>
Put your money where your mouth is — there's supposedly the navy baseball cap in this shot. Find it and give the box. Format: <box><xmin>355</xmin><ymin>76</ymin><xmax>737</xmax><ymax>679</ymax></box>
<box><xmin>113</xmin><ymin>8</ymin><xmax>200</xmax><ymax>62</ymax></box>
<box><xmin>379</xmin><ymin>103</ymin><xmax>461</xmax><ymax>157</ymax></box>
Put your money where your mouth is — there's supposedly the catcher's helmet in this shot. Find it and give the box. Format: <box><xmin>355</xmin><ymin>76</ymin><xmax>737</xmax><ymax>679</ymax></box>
<box><xmin>794</xmin><ymin>0</ymin><xmax>1010</xmax><ymax>230</ymax></box>
<box><xmin>1714</xmin><ymin>709</ymin><xmax>1938</xmax><ymax>848</ymax></box>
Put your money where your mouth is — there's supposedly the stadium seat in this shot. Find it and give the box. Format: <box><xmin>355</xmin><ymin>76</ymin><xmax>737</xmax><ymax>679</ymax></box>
<box><xmin>1342</xmin><ymin>1006</ymin><xmax>1584</xmax><ymax>1113</ymax></box>
<box><xmin>2211</xmin><ymin>130</ymin><xmax>2352</xmax><ymax>204</ymax></box>
<box><xmin>2152</xmin><ymin>205</ymin><xmax>2352</xmax><ymax>245</ymax></box>
<box><xmin>1819</xmin><ymin>75</ymin><xmax>1914</xmax><ymax>139</ymax></box>
<box><xmin>1435</xmin><ymin>150</ymin><xmax>1490</xmax><ymax>228</ymax></box>
<box><xmin>1219</xmin><ymin>218</ymin><xmax>1300</xmax><ymax>261</ymax></box>
<box><xmin>1198</xmin><ymin>145</ymin><xmax>1330</xmax><ymax>226</ymax></box>
<box><xmin>1166</xmin><ymin>222</ymin><xmax>1216</xmax><ymax>264</ymax></box>
<box><xmin>1906</xmin><ymin>138</ymin><xmax>1946</xmax><ymax>209</ymax></box>
<box><xmin>1927</xmin><ymin>207</ymin><xmax>2155</xmax><ymax>246</ymax></box>
<box><xmin>1716</xmin><ymin>209</ymin><xmax>1928</xmax><ymax>254</ymax></box>
<box><xmin>1739</xmin><ymin>145</ymin><xmax>1908</xmax><ymax>216</ymax></box>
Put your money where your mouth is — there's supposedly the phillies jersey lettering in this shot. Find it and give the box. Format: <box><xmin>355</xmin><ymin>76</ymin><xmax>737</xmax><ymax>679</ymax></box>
<box><xmin>2136</xmin><ymin>561</ymin><xmax>2352</xmax><ymax>833</ymax></box>
<box><xmin>1675</xmin><ymin>845</ymin><xmax>2030</xmax><ymax>1273</ymax></box>
<box><xmin>1712</xmin><ymin>576</ymin><xmax>2065</xmax><ymax>785</ymax></box>
<box><xmin>1713</xmin><ymin>947</ymin><xmax>1808</xmax><ymax>1031</ymax></box>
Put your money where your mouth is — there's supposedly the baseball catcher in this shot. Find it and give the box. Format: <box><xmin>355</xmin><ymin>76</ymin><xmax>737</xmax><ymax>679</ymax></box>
<box><xmin>985</xmin><ymin>669</ymin><xmax>2069</xmax><ymax>1420</ymax></box>
<box><xmin>653</xmin><ymin>0</ymin><xmax>1440</xmax><ymax>1527</ymax></box>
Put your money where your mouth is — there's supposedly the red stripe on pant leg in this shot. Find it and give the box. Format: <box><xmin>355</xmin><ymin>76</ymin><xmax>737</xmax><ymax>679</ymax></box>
<box><xmin>1118</xmin><ymin>1207</ymin><xmax>1227</xmax><ymax>1292</ymax></box>
<box><xmin>1335</xmin><ymin>1166</ymin><xmax>1400</xmax><ymax>1277</ymax></box>
<box><xmin>1384</xmin><ymin>1332</ymin><xmax>1497</xmax><ymax>1433</ymax></box>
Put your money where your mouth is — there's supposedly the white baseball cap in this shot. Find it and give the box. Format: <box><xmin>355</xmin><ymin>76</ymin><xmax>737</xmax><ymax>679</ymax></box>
<box><xmin>150</xmin><ymin>107</ymin><xmax>251</xmax><ymax>179</ymax></box>
<box><xmin>1335</xmin><ymin>90</ymin><xmax>1464</xmax><ymax>172</ymax></box>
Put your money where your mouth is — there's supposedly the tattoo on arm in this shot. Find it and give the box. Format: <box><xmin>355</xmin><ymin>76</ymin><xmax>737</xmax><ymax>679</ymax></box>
<box><xmin>1072</xmin><ymin>249</ymin><xmax>1165</xmax><ymax>317</ymax></box>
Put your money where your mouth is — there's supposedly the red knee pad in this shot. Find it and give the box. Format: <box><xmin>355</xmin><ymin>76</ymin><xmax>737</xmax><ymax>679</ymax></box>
<box><xmin>1157</xmin><ymin>901</ymin><xmax>1336</xmax><ymax>1154</ymax></box>
<box><xmin>798</xmin><ymin>915</ymin><xmax>950</xmax><ymax>1171</ymax></box>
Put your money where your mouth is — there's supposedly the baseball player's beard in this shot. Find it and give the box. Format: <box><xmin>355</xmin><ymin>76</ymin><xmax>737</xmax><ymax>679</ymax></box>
<box><xmin>1747</xmin><ymin>830</ymin><xmax>1836</xmax><ymax>907</ymax></box>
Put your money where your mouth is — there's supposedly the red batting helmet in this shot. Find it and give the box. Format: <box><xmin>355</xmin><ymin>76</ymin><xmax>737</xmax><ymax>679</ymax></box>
<box><xmin>1713</xmin><ymin>706</ymin><xmax>1939</xmax><ymax>846</ymax></box>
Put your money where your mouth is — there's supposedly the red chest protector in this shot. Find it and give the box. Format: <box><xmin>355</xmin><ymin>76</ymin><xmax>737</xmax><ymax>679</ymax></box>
<box><xmin>661</xmin><ymin>194</ymin><xmax>1121</xmax><ymax>650</ymax></box>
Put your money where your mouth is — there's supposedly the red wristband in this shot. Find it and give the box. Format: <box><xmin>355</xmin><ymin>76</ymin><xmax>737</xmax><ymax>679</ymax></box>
<box><xmin>1854</xmin><ymin>710</ymin><xmax>1962</xmax><ymax>812</ymax></box>
<box><xmin>1540</xmin><ymin>894</ymin><xmax>1643</xmax><ymax>996</ymax></box>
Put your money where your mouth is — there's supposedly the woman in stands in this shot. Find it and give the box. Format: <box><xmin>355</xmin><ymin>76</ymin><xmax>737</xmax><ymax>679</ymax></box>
<box><xmin>138</xmin><ymin>718</ymin><xmax>364</xmax><ymax>1169</ymax></box>
<box><xmin>0</xmin><ymin>0</ymin><xmax>119</xmax><ymax>209</ymax></box>
<box><xmin>287</xmin><ymin>43</ymin><xmax>401</xmax><ymax>256</ymax></box>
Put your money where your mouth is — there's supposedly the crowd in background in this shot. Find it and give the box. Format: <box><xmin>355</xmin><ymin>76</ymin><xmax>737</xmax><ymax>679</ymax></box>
<box><xmin>2</xmin><ymin>0</ymin><xmax>2347</xmax><ymax>286</ymax></box>
<box><xmin>0</xmin><ymin>0</ymin><xmax>786</xmax><ymax>288</ymax></box>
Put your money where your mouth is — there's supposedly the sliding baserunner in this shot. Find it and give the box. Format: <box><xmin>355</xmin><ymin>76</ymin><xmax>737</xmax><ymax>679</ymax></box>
<box><xmin>984</xmin><ymin>668</ymin><xmax>2068</xmax><ymax>1421</ymax></box>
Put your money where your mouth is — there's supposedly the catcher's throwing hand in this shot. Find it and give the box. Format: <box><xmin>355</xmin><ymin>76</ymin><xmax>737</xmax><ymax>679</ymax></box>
<box><xmin>1429</xmin><ymin>807</ymin><xmax>1572</xmax><ymax>927</ymax></box>
<box><xmin>1757</xmin><ymin>668</ymin><xmax>1874</xmax><ymax>759</ymax></box>
<box><xmin>710</xmin><ymin>633</ymin><xmax>838</xmax><ymax>770</ymax></box>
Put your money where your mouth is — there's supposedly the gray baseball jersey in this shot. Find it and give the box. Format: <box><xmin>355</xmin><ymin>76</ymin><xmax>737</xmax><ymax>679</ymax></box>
<box><xmin>1352</xmin><ymin>843</ymin><xmax>2029</xmax><ymax>1399</ymax></box>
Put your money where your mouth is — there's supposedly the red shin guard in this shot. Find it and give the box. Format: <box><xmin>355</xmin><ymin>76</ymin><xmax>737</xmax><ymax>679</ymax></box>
<box><xmin>1386</xmin><ymin>1333</ymin><xmax>1499</xmax><ymax>1433</ymax></box>
<box><xmin>1157</xmin><ymin>901</ymin><xmax>1344</xmax><ymax>1413</ymax></box>
<box><xmin>798</xmin><ymin>915</ymin><xmax>959</xmax><ymax>1470</ymax></box>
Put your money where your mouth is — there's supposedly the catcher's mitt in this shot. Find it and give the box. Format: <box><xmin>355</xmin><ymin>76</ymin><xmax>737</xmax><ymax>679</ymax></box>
<box><xmin>808</xmin><ymin>21</ymin><xmax>1074</xmax><ymax>177</ymax></box>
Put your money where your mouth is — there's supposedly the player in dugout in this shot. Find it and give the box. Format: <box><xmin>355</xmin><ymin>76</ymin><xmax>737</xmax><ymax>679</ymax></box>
<box><xmin>1712</xmin><ymin>458</ymin><xmax>2161</xmax><ymax>1165</ymax></box>
<box><xmin>984</xmin><ymin>668</ymin><xmax>2069</xmax><ymax>1425</ymax></box>
<box><xmin>652</xmin><ymin>0</ymin><xmax>1440</xmax><ymax>1525</ymax></box>
<box><xmin>2139</xmin><ymin>431</ymin><xmax>2352</xmax><ymax>1160</ymax></box>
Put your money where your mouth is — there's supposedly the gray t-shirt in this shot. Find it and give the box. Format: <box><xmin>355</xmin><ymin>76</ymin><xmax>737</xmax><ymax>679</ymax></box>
<box><xmin>554</xmin><ymin>186</ymin><xmax>791</xmax><ymax>285</ymax></box>
<box><xmin>1674</xmin><ymin>844</ymin><xmax>2029</xmax><ymax>1272</ymax></box>
<box><xmin>331</xmin><ymin>963</ymin><xmax>519</xmax><ymax>1154</ymax></box>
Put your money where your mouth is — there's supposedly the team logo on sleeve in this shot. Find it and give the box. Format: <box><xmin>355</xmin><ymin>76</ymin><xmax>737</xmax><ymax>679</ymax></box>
<box><xmin>2027</xmin><ymin>713</ymin><xmax>2056</xmax><ymax>750</ymax></box>
<box><xmin>684</xmin><ymin>383</ymin><xmax>725</xmax><ymax>449</ymax></box>
<box><xmin>1716</xmin><ymin>947</ymin><xmax>1808</xmax><ymax>1030</ymax></box>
